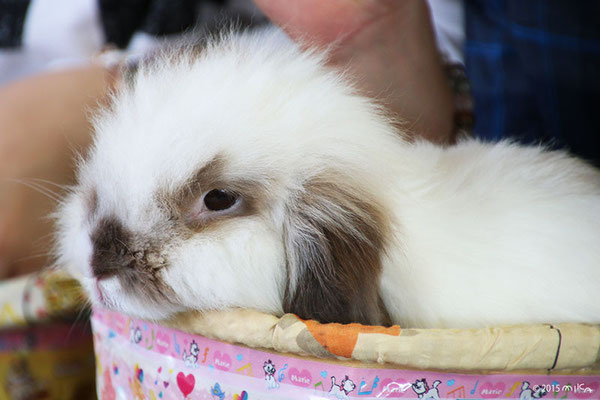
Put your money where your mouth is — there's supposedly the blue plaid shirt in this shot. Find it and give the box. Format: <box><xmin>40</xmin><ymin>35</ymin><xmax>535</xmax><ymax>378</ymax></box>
<box><xmin>465</xmin><ymin>0</ymin><xmax>600</xmax><ymax>167</ymax></box>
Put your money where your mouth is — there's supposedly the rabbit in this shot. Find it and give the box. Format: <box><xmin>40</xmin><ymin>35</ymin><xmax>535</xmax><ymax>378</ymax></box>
<box><xmin>55</xmin><ymin>28</ymin><xmax>600</xmax><ymax>329</ymax></box>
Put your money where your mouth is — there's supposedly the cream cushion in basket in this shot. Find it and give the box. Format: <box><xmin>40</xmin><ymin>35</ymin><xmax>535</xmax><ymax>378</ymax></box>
<box><xmin>166</xmin><ymin>309</ymin><xmax>600</xmax><ymax>373</ymax></box>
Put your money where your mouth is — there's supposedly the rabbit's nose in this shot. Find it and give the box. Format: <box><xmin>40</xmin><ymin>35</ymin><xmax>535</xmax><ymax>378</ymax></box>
<box><xmin>90</xmin><ymin>217</ymin><xmax>135</xmax><ymax>279</ymax></box>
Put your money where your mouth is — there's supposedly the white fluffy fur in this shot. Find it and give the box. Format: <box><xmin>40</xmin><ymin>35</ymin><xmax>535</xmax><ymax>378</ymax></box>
<box><xmin>56</xmin><ymin>28</ymin><xmax>600</xmax><ymax>328</ymax></box>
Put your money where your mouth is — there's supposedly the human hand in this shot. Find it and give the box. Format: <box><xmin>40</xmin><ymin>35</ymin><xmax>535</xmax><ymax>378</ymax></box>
<box><xmin>0</xmin><ymin>66</ymin><xmax>116</xmax><ymax>279</ymax></box>
<box><xmin>254</xmin><ymin>0</ymin><xmax>455</xmax><ymax>143</ymax></box>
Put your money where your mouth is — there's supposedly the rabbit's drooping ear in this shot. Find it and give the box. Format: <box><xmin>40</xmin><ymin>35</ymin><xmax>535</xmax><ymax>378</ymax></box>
<box><xmin>283</xmin><ymin>175</ymin><xmax>391</xmax><ymax>326</ymax></box>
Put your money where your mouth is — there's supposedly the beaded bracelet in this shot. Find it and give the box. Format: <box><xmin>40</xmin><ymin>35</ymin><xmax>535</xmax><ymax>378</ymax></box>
<box><xmin>443</xmin><ymin>58</ymin><xmax>475</xmax><ymax>138</ymax></box>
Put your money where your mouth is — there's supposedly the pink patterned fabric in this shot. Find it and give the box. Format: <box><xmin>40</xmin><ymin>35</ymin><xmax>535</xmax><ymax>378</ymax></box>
<box><xmin>92</xmin><ymin>308</ymin><xmax>599</xmax><ymax>399</ymax></box>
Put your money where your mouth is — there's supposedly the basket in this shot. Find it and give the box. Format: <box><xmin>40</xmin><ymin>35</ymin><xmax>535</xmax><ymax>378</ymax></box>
<box><xmin>92</xmin><ymin>307</ymin><xmax>600</xmax><ymax>399</ymax></box>
<box><xmin>0</xmin><ymin>269</ymin><xmax>96</xmax><ymax>399</ymax></box>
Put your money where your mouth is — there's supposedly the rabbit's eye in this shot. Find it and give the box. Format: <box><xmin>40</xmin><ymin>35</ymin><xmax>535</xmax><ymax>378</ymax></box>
<box><xmin>204</xmin><ymin>189</ymin><xmax>238</xmax><ymax>211</ymax></box>
<box><xmin>182</xmin><ymin>188</ymin><xmax>243</xmax><ymax>227</ymax></box>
